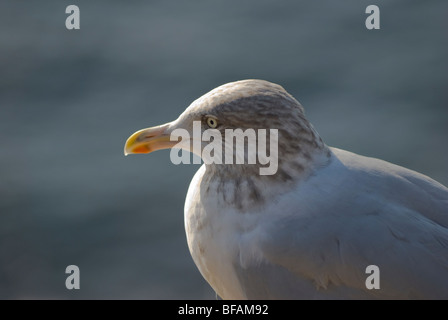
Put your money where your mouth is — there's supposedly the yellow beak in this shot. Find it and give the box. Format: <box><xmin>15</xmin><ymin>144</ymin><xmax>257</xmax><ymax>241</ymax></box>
<box><xmin>124</xmin><ymin>123</ymin><xmax>176</xmax><ymax>155</ymax></box>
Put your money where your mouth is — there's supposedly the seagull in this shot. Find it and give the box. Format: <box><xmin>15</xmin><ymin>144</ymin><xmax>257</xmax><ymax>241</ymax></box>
<box><xmin>124</xmin><ymin>79</ymin><xmax>448</xmax><ymax>299</ymax></box>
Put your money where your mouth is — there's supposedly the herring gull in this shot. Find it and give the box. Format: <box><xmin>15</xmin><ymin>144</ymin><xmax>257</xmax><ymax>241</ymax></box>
<box><xmin>124</xmin><ymin>79</ymin><xmax>448</xmax><ymax>299</ymax></box>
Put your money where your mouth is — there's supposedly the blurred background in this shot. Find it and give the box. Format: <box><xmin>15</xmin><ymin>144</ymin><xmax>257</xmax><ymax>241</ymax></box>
<box><xmin>0</xmin><ymin>0</ymin><xmax>446</xmax><ymax>299</ymax></box>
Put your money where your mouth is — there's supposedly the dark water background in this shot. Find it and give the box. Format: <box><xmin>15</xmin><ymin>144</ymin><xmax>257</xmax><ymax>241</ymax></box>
<box><xmin>0</xmin><ymin>0</ymin><xmax>447</xmax><ymax>299</ymax></box>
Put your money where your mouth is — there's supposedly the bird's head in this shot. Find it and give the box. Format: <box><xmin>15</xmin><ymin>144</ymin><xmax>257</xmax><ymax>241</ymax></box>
<box><xmin>124</xmin><ymin>79</ymin><xmax>328</xmax><ymax>180</ymax></box>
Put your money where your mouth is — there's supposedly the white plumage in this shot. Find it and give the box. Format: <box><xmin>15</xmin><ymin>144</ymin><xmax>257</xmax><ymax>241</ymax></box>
<box><xmin>185</xmin><ymin>147</ymin><xmax>448</xmax><ymax>299</ymax></box>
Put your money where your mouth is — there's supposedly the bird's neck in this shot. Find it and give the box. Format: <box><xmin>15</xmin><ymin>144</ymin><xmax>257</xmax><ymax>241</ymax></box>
<box><xmin>202</xmin><ymin>142</ymin><xmax>331</xmax><ymax>212</ymax></box>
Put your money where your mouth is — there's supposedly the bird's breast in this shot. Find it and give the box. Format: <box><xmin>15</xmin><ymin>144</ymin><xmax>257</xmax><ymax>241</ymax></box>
<box><xmin>184</xmin><ymin>196</ymin><xmax>249</xmax><ymax>299</ymax></box>
<box><xmin>184</xmin><ymin>166</ymin><xmax>267</xmax><ymax>299</ymax></box>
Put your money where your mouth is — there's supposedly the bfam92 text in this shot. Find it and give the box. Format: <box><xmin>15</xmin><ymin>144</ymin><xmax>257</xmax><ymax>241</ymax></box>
<box><xmin>223</xmin><ymin>304</ymin><xmax>268</xmax><ymax>315</ymax></box>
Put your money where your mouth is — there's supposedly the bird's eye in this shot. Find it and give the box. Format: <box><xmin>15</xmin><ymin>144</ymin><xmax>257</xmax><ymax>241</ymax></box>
<box><xmin>206</xmin><ymin>117</ymin><xmax>218</xmax><ymax>128</ymax></box>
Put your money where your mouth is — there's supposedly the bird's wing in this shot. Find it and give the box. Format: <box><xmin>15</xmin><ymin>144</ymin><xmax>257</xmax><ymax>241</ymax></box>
<box><xmin>235</xmin><ymin>149</ymin><xmax>448</xmax><ymax>299</ymax></box>
<box><xmin>331</xmin><ymin>148</ymin><xmax>448</xmax><ymax>228</ymax></box>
